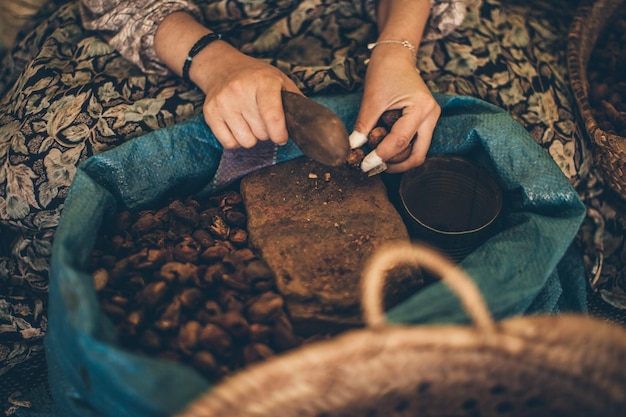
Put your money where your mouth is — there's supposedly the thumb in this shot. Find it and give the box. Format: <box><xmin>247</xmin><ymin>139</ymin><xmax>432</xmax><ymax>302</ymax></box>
<box><xmin>349</xmin><ymin>105</ymin><xmax>381</xmax><ymax>149</ymax></box>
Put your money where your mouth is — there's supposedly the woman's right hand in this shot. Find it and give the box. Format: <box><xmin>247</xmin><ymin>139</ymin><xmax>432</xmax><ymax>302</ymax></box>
<box><xmin>191</xmin><ymin>42</ymin><xmax>302</xmax><ymax>150</ymax></box>
<box><xmin>154</xmin><ymin>12</ymin><xmax>301</xmax><ymax>150</ymax></box>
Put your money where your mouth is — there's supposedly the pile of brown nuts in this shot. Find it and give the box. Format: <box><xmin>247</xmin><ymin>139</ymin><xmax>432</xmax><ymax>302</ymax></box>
<box><xmin>91</xmin><ymin>188</ymin><xmax>305</xmax><ymax>382</ymax></box>
<box><xmin>587</xmin><ymin>12</ymin><xmax>626</xmax><ymax>137</ymax></box>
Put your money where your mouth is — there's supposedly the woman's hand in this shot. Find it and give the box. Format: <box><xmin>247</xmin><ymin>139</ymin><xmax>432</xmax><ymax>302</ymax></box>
<box><xmin>353</xmin><ymin>44</ymin><xmax>440</xmax><ymax>174</ymax></box>
<box><xmin>350</xmin><ymin>0</ymin><xmax>437</xmax><ymax>174</ymax></box>
<box><xmin>192</xmin><ymin>42</ymin><xmax>301</xmax><ymax>149</ymax></box>
<box><xmin>154</xmin><ymin>12</ymin><xmax>301</xmax><ymax>150</ymax></box>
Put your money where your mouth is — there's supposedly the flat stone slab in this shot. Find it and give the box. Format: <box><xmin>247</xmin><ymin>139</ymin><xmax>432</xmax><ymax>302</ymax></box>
<box><xmin>240</xmin><ymin>157</ymin><xmax>419</xmax><ymax>334</ymax></box>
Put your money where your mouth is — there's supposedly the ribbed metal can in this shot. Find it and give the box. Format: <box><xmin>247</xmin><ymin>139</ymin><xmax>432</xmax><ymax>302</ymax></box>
<box><xmin>399</xmin><ymin>155</ymin><xmax>503</xmax><ymax>262</ymax></box>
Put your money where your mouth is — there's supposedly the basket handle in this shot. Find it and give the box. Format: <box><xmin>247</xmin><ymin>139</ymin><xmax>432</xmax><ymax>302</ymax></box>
<box><xmin>361</xmin><ymin>242</ymin><xmax>496</xmax><ymax>333</ymax></box>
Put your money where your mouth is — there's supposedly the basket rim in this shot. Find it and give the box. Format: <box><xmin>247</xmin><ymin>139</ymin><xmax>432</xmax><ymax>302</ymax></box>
<box><xmin>567</xmin><ymin>2</ymin><xmax>626</xmax><ymax>151</ymax></box>
<box><xmin>174</xmin><ymin>243</ymin><xmax>626</xmax><ymax>417</ymax></box>
<box><xmin>566</xmin><ymin>0</ymin><xmax>626</xmax><ymax>199</ymax></box>
<box><xmin>174</xmin><ymin>314</ymin><xmax>626</xmax><ymax>417</ymax></box>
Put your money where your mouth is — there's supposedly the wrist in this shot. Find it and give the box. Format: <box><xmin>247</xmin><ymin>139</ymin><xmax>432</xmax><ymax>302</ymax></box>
<box><xmin>365</xmin><ymin>40</ymin><xmax>418</xmax><ymax>66</ymax></box>
<box><xmin>182</xmin><ymin>33</ymin><xmax>224</xmax><ymax>84</ymax></box>
<box><xmin>368</xmin><ymin>39</ymin><xmax>417</xmax><ymax>58</ymax></box>
<box><xmin>187</xmin><ymin>40</ymin><xmax>235</xmax><ymax>93</ymax></box>
<box><xmin>154</xmin><ymin>12</ymin><xmax>217</xmax><ymax>77</ymax></box>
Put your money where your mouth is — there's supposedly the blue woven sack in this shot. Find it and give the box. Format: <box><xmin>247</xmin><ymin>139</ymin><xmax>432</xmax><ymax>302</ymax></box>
<box><xmin>45</xmin><ymin>92</ymin><xmax>587</xmax><ymax>417</ymax></box>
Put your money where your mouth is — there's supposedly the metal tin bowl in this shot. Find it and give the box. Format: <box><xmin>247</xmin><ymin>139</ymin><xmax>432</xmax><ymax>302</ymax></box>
<box><xmin>399</xmin><ymin>155</ymin><xmax>503</xmax><ymax>262</ymax></box>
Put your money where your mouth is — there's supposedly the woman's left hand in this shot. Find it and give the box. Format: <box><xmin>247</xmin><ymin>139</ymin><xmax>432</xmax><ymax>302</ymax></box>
<box><xmin>352</xmin><ymin>45</ymin><xmax>440</xmax><ymax>174</ymax></box>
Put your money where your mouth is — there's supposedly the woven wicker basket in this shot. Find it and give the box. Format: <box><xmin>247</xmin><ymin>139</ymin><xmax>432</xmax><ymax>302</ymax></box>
<box><xmin>174</xmin><ymin>243</ymin><xmax>626</xmax><ymax>417</ymax></box>
<box><xmin>568</xmin><ymin>0</ymin><xmax>626</xmax><ymax>200</ymax></box>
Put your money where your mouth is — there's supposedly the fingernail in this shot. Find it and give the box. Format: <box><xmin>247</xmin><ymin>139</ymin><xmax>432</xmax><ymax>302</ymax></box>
<box><xmin>349</xmin><ymin>131</ymin><xmax>368</xmax><ymax>149</ymax></box>
<box><xmin>361</xmin><ymin>150</ymin><xmax>387</xmax><ymax>173</ymax></box>
<box><xmin>367</xmin><ymin>163</ymin><xmax>388</xmax><ymax>177</ymax></box>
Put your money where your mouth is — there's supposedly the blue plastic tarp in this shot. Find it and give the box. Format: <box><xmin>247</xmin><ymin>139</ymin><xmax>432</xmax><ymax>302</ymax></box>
<box><xmin>44</xmin><ymin>92</ymin><xmax>587</xmax><ymax>417</ymax></box>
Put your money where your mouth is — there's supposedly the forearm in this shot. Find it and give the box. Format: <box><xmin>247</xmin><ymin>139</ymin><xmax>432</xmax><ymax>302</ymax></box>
<box><xmin>375</xmin><ymin>0</ymin><xmax>431</xmax><ymax>47</ymax></box>
<box><xmin>153</xmin><ymin>10</ymin><xmax>299</xmax><ymax>149</ymax></box>
<box><xmin>365</xmin><ymin>0</ymin><xmax>431</xmax><ymax>72</ymax></box>
<box><xmin>364</xmin><ymin>0</ymin><xmax>468</xmax><ymax>44</ymax></box>
<box><xmin>154</xmin><ymin>12</ymin><xmax>243</xmax><ymax>93</ymax></box>
<box><xmin>153</xmin><ymin>12</ymin><xmax>213</xmax><ymax>79</ymax></box>
<box><xmin>356</xmin><ymin>0</ymin><xmax>443</xmax><ymax>173</ymax></box>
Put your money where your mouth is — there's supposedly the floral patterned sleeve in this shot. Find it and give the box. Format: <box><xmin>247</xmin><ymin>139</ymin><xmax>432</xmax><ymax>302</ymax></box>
<box><xmin>79</xmin><ymin>0</ymin><xmax>203</xmax><ymax>75</ymax></box>
<box><xmin>361</xmin><ymin>0</ymin><xmax>469</xmax><ymax>41</ymax></box>
<box><xmin>80</xmin><ymin>0</ymin><xmax>469</xmax><ymax>77</ymax></box>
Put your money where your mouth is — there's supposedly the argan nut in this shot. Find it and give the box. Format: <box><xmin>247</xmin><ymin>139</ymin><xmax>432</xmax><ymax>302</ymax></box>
<box><xmin>202</xmin><ymin>263</ymin><xmax>227</xmax><ymax>286</ymax></box>
<box><xmin>168</xmin><ymin>199</ymin><xmax>199</xmax><ymax>226</ymax></box>
<box><xmin>244</xmin><ymin>260</ymin><xmax>275</xmax><ymax>292</ymax></box>
<box><xmin>137</xmin><ymin>281</ymin><xmax>169</xmax><ymax>308</ymax></box>
<box><xmin>178</xmin><ymin>320</ymin><xmax>202</xmax><ymax>353</ymax></box>
<box><xmin>219</xmin><ymin>252</ymin><xmax>244</xmax><ymax>271</ymax></box>
<box><xmin>114</xmin><ymin>210</ymin><xmax>133</xmax><ymax>234</ymax></box>
<box><xmin>228</xmin><ymin>228</ymin><xmax>248</xmax><ymax>246</ymax></box>
<box><xmin>380</xmin><ymin>109</ymin><xmax>402</xmax><ymax>127</ymax></box>
<box><xmin>100</xmin><ymin>302</ymin><xmax>126</xmax><ymax>321</ymax></box>
<box><xmin>200</xmin><ymin>245</ymin><xmax>230</xmax><ymax>262</ymax></box>
<box><xmin>131</xmin><ymin>213</ymin><xmax>161</xmax><ymax>236</ymax></box>
<box><xmin>199</xmin><ymin>323</ymin><xmax>232</xmax><ymax>356</ymax></box>
<box><xmin>154</xmin><ymin>299</ymin><xmax>182</xmax><ymax>332</ymax></box>
<box><xmin>173</xmin><ymin>236</ymin><xmax>201</xmax><ymax>263</ymax></box>
<box><xmin>243</xmin><ymin>343</ymin><xmax>275</xmax><ymax>364</ymax></box>
<box><xmin>219</xmin><ymin>190</ymin><xmax>243</xmax><ymax>207</ymax></box>
<box><xmin>242</xmin><ymin>259</ymin><xmax>270</xmax><ymax>279</ymax></box>
<box><xmin>215</xmin><ymin>311</ymin><xmax>249</xmax><ymax>339</ymax></box>
<box><xmin>178</xmin><ymin>287</ymin><xmax>204</xmax><ymax>310</ymax></box>
<box><xmin>169</xmin><ymin>218</ymin><xmax>193</xmax><ymax>236</ymax></box>
<box><xmin>246</xmin><ymin>292</ymin><xmax>284</xmax><ymax>323</ymax></box>
<box><xmin>209</xmin><ymin>216</ymin><xmax>230</xmax><ymax>240</ymax></box>
<box><xmin>139</xmin><ymin>330</ymin><xmax>163</xmax><ymax>351</ymax></box>
<box><xmin>224</xmin><ymin>210</ymin><xmax>247</xmax><ymax>227</ymax></box>
<box><xmin>346</xmin><ymin>148</ymin><xmax>365</xmax><ymax>167</ymax></box>
<box><xmin>157</xmin><ymin>262</ymin><xmax>199</xmax><ymax>286</ymax></box>
<box><xmin>191</xmin><ymin>351</ymin><xmax>218</xmax><ymax>374</ymax></box>
<box><xmin>192</xmin><ymin>229</ymin><xmax>215</xmax><ymax>248</ymax></box>
<box><xmin>110</xmin><ymin>295</ymin><xmax>129</xmax><ymax>307</ymax></box>
<box><xmin>271</xmin><ymin>311</ymin><xmax>301</xmax><ymax>350</ymax></box>
<box><xmin>128</xmin><ymin>276</ymin><xmax>145</xmax><ymax>289</ymax></box>
<box><xmin>233</xmin><ymin>248</ymin><xmax>257</xmax><ymax>262</ymax></box>
<box><xmin>127</xmin><ymin>248</ymin><xmax>167</xmax><ymax>270</ymax></box>
<box><xmin>125</xmin><ymin>309</ymin><xmax>145</xmax><ymax>329</ymax></box>
<box><xmin>367</xmin><ymin>126</ymin><xmax>388</xmax><ymax>148</ymax></box>
<box><xmin>248</xmin><ymin>323</ymin><xmax>273</xmax><ymax>342</ymax></box>
<box><xmin>203</xmin><ymin>300</ymin><xmax>223</xmax><ymax>318</ymax></box>
<box><xmin>219</xmin><ymin>290</ymin><xmax>245</xmax><ymax>312</ymax></box>
<box><xmin>92</xmin><ymin>268</ymin><xmax>109</xmax><ymax>292</ymax></box>
<box><xmin>221</xmin><ymin>271</ymin><xmax>251</xmax><ymax>292</ymax></box>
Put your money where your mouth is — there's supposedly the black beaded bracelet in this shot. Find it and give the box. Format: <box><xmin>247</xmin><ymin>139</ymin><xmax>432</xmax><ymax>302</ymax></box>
<box><xmin>182</xmin><ymin>32</ymin><xmax>223</xmax><ymax>83</ymax></box>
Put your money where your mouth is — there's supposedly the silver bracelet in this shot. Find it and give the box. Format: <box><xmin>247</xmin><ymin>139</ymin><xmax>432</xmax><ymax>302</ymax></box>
<box><xmin>367</xmin><ymin>39</ymin><xmax>417</xmax><ymax>56</ymax></box>
<box><xmin>364</xmin><ymin>39</ymin><xmax>418</xmax><ymax>65</ymax></box>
